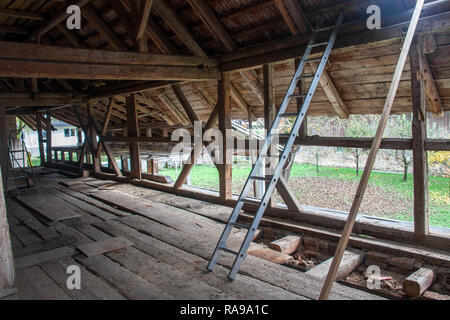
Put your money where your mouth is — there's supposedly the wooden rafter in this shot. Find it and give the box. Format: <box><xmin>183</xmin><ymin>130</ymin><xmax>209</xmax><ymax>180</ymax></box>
<box><xmin>417</xmin><ymin>38</ymin><xmax>444</xmax><ymax>116</ymax></box>
<box><xmin>135</xmin><ymin>0</ymin><xmax>154</xmax><ymax>43</ymax></box>
<box><xmin>82</xmin><ymin>4</ymin><xmax>128</xmax><ymax>51</ymax></box>
<box><xmin>310</xmin><ymin>62</ymin><xmax>349</xmax><ymax>119</ymax></box>
<box><xmin>172</xmin><ymin>85</ymin><xmax>200</xmax><ymax>125</ymax></box>
<box><xmin>273</xmin><ymin>0</ymin><xmax>311</xmax><ymax>35</ymax></box>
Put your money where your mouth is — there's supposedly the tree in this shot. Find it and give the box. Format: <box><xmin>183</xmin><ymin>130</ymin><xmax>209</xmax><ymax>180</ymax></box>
<box><xmin>345</xmin><ymin>115</ymin><xmax>377</xmax><ymax>175</ymax></box>
<box><xmin>386</xmin><ymin>114</ymin><xmax>413</xmax><ymax>182</ymax></box>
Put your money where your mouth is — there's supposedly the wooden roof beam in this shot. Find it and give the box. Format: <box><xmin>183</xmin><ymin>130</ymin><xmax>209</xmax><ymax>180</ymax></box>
<box><xmin>29</xmin><ymin>0</ymin><xmax>92</xmax><ymax>42</ymax></box>
<box><xmin>135</xmin><ymin>0</ymin><xmax>154</xmax><ymax>43</ymax></box>
<box><xmin>187</xmin><ymin>0</ymin><xmax>264</xmax><ymax>105</ymax></box>
<box><xmin>310</xmin><ymin>62</ymin><xmax>349</xmax><ymax>119</ymax></box>
<box><xmin>273</xmin><ymin>0</ymin><xmax>311</xmax><ymax>35</ymax></box>
<box><xmin>219</xmin><ymin>2</ymin><xmax>450</xmax><ymax>72</ymax></box>
<box><xmin>418</xmin><ymin>38</ymin><xmax>444</xmax><ymax>117</ymax></box>
<box><xmin>152</xmin><ymin>0</ymin><xmax>211</xmax><ymax>62</ymax></box>
<box><xmin>82</xmin><ymin>4</ymin><xmax>128</xmax><ymax>51</ymax></box>
<box><xmin>0</xmin><ymin>7</ymin><xmax>45</xmax><ymax>21</ymax></box>
<box><xmin>157</xmin><ymin>89</ymin><xmax>190</xmax><ymax>125</ymax></box>
<box><xmin>172</xmin><ymin>85</ymin><xmax>200</xmax><ymax>125</ymax></box>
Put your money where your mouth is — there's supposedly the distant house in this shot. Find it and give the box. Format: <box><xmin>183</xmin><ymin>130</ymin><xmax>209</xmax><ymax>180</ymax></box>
<box><xmin>21</xmin><ymin>119</ymin><xmax>82</xmax><ymax>157</ymax></box>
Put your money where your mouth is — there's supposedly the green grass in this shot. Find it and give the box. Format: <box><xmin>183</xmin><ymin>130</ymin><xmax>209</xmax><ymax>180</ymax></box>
<box><xmin>160</xmin><ymin>163</ymin><xmax>450</xmax><ymax>228</ymax></box>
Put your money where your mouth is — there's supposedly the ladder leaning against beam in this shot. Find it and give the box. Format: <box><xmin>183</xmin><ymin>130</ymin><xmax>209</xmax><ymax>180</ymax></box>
<box><xmin>207</xmin><ymin>13</ymin><xmax>344</xmax><ymax>281</ymax></box>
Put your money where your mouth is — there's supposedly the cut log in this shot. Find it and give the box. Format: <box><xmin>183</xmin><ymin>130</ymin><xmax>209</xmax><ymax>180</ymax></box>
<box><xmin>307</xmin><ymin>250</ymin><xmax>365</xmax><ymax>280</ymax></box>
<box><xmin>248</xmin><ymin>244</ymin><xmax>292</xmax><ymax>265</ymax></box>
<box><xmin>402</xmin><ymin>267</ymin><xmax>435</xmax><ymax>297</ymax></box>
<box><xmin>269</xmin><ymin>235</ymin><xmax>301</xmax><ymax>254</ymax></box>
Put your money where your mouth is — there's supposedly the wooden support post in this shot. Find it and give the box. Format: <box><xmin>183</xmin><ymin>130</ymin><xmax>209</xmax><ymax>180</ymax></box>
<box><xmin>218</xmin><ymin>73</ymin><xmax>232</xmax><ymax>200</ymax></box>
<box><xmin>127</xmin><ymin>94</ymin><xmax>141</xmax><ymax>179</ymax></box>
<box><xmin>319</xmin><ymin>0</ymin><xmax>424</xmax><ymax>300</ymax></box>
<box><xmin>0</xmin><ymin>106</ymin><xmax>7</xmax><ymax>189</ymax></box>
<box><xmin>35</xmin><ymin>112</ymin><xmax>45</xmax><ymax>165</ymax></box>
<box><xmin>264</xmin><ymin>64</ymin><xmax>276</xmax><ymax>204</ymax></box>
<box><xmin>45</xmin><ymin>111</ymin><xmax>52</xmax><ymax>163</ymax></box>
<box><xmin>87</xmin><ymin>104</ymin><xmax>100</xmax><ymax>174</ymax></box>
<box><xmin>411</xmin><ymin>39</ymin><xmax>429</xmax><ymax>240</ymax></box>
<box><xmin>0</xmin><ymin>169</ymin><xmax>16</xmax><ymax>298</ymax></box>
<box><xmin>173</xmin><ymin>101</ymin><xmax>220</xmax><ymax>189</ymax></box>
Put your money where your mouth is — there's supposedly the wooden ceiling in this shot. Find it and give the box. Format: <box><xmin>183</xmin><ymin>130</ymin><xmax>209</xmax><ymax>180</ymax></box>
<box><xmin>0</xmin><ymin>0</ymin><xmax>449</xmax><ymax>137</ymax></box>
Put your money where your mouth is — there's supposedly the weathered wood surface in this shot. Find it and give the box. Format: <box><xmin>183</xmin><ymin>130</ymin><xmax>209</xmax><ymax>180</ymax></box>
<box><xmin>403</xmin><ymin>267</ymin><xmax>435</xmax><ymax>297</ymax></box>
<box><xmin>0</xmin><ymin>170</ymin><xmax>16</xmax><ymax>298</ymax></box>
<box><xmin>77</xmin><ymin>236</ymin><xmax>134</xmax><ymax>257</ymax></box>
<box><xmin>15</xmin><ymin>246</ymin><xmax>78</xmax><ymax>270</ymax></box>
<box><xmin>307</xmin><ymin>250</ymin><xmax>365</xmax><ymax>280</ymax></box>
<box><xmin>269</xmin><ymin>235</ymin><xmax>302</xmax><ymax>255</ymax></box>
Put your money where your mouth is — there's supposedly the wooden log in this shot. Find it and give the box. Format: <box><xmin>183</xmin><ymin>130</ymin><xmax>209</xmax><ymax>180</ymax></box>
<box><xmin>403</xmin><ymin>267</ymin><xmax>435</xmax><ymax>297</ymax></box>
<box><xmin>269</xmin><ymin>235</ymin><xmax>301</xmax><ymax>255</ymax></box>
<box><xmin>307</xmin><ymin>250</ymin><xmax>365</xmax><ymax>280</ymax></box>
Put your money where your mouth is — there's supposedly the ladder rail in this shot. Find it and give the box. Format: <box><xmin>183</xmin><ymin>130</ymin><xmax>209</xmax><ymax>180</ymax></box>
<box><xmin>208</xmin><ymin>13</ymin><xmax>344</xmax><ymax>278</ymax></box>
<box><xmin>228</xmin><ymin>13</ymin><xmax>344</xmax><ymax>279</ymax></box>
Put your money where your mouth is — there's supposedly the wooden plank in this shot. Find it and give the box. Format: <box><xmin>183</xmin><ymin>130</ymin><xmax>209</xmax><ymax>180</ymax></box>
<box><xmin>96</xmin><ymin>219</ymin><xmax>305</xmax><ymax>300</ymax></box>
<box><xmin>276</xmin><ymin>176</ymin><xmax>302</xmax><ymax>212</ymax></box>
<box><xmin>16</xmin><ymin>266</ymin><xmax>71</xmax><ymax>300</ymax></box>
<box><xmin>8</xmin><ymin>201</ymin><xmax>58</xmax><ymax>240</ymax></box>
<box><xmin>269</xmin><ymin>235</ymin><xmax>301</xmax><ymax>254</ymax></box>
<box><xmin>116</xmin><ymin>213</ymin><xmax>382</xmax><ymax>300</ymax></box>
<box><xmin>77</xmin><ymin>236</ymin><xmax>134</xmax><ymax>257</ymax></box>
<box><xmin>107</xmin><ymin>246</ymin><xmax>233</xmax><ymax>299</ymax></box>
<box><xmin>74</xmin><ymin>254</ymin><xmax>173</xmax><ymax>299</ymax></box>
<box><xmin>403</xmin><ymin>267</ymin><xmax>435</xmax><ymax>297</ymax></box>
<box><xmin>15</xmin><ymin>246</ymin><xmax>78</xmax><ymax>270</ymax></box>
<box><xmin>319</xmin><ymin>0</ymin><xmax>425</xmax><ymax>300</ymax></box>
<box><xmin>40</xmin><ymin>256</ymin><xmax>126</xmax><ymax>300</ymax></box>
<box><xmin>307</xmin><ymin>250</ymin><xmax>365</xmax><ymax>280</ymax></box>
<box><xmin>13</xmin><ymin>235</ymin><xmax>77</xmax><ymax>258</ymax></box>
<box><xmin>247</xmin><ymin>245</ymin><xmax>292</xmax><ymax>264</ymax></box>
<box><xmin>15</xmin><ymin>193</ymin><xmax>82</xmax><ymax>222</ymax></box>
<box><xmin>273</xmin><ymin>0</ymin><xmax>309</xmax><ymax>35</ymax></box>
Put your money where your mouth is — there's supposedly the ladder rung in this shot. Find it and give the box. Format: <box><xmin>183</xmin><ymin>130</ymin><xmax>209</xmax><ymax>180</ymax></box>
<box><xmin>305</xmin><ymin>58</ymin><xmax>322</xmax><ymax>63</ymax></box>
<box><xmin>219</xmin><ymin>247</ymin><xmax>239</xmax><ymax>256</ymax></box>
<box><xmin>240</xmin><ymin>198</ymin><xmax>261</xmax><ymax>205</ymax></box>
<box><xmin>289</xmin><ymin>93</ymin><xmax>306</xmax><ymax>99</ymax></box>
<box><xmin>297</xmin><ymin>75</ymin><xmax>314</xmax><ymax>80</ymax></box>
<box><xmin>250</xmin><ymin>176</ymin><xmax>272</xmax><ymax>181</ymax></box>
<box><xmin>281</xmin><ymin>113</ymin><xmax>300</xmax><ymax>118</ymax></box>
<box><xmin>230</xmin><ymin>222</ymin><xmax>250</xmax><ymax>229</ymax></box>
<box><xmin>310</xmin><ymin>41</ymin><xmax>328</xmax><ymax>47</ymax></box>
<box><xmin>315</xmin><ymin>25</ymin><xmax>335</xmax><ymax>32</ymax></box>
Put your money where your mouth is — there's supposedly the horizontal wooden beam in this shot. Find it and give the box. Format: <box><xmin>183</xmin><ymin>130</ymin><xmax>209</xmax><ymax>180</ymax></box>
<box><xmin>0</xmin><ymin>93</ymin><xmax>85</xmax><ymax>107</ymax></box>
<box><xmin>102</xmin><ymin>135</ymin><xmax>449</xmax><ymax>152</ymax></box>
<box><xmin>219</xmin><ymin>3</ymin><xmax>450</xmax><ymax>72</ymax></box>
<box><xmin>0</xmin><ymin>7</ymin><xmax>44</xmax><ymax>21</ymax></box>
<box><xmin>0</xmin><ymin>41</ymin><xmax>215</xmax><ymax>67</ymax></box>
<box><xmin>0</xmin><ymin>59</ymin><xmax>220</xmax><ymax>81</ymax></box>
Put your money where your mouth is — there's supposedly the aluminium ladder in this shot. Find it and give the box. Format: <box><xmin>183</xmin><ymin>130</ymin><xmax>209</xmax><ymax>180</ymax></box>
<box><xmin>7</xmin><ymin>130</ymin><xmax>40</xmax><ymax>197</ymax></box>
<box><xmin>207</xmin><ymin>13</ymin><xmax>344</xmax><ymax>280</ymax></box>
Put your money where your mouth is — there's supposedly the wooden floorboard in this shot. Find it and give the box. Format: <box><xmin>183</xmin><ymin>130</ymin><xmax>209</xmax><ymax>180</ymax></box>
<box><xmin>4</xmin><ymin>175</ymin><xmax>385</xmax><ymax>300</ymax></box>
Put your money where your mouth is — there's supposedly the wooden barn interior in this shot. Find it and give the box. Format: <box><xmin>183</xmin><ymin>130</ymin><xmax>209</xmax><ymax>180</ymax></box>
<box><xmin>0</xmin><ymin>0</ymin><xmax>449</xmax><ymax>301</ymax></box>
